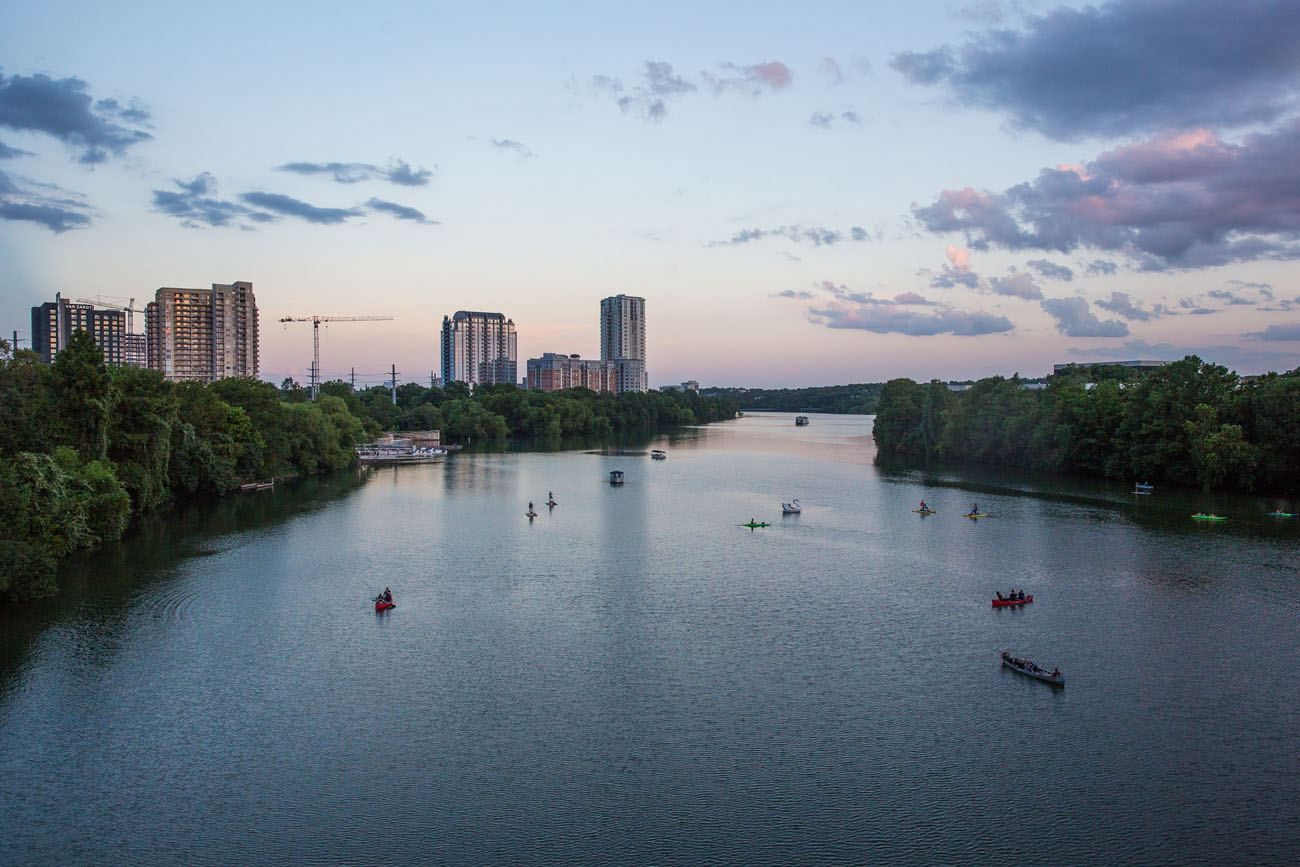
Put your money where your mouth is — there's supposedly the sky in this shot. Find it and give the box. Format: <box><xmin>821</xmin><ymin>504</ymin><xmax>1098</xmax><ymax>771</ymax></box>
<box><xmin>1</xmin><ymin>0</ymin><xmax>1298</xmax><ymax>387</ymax></box>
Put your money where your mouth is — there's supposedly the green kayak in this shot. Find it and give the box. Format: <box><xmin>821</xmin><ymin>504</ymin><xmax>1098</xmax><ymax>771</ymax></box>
<box><xmin>741</xmin><ymin>521</ymin><xmax>770</xmax><ymax>528</ymax></box>
<box><xmin>1266</xmin><ymin>511</ymin><xmax>1296</xmax><ymax>518</ymax></box>
<box><xmin>1191</xmin><ymin>513</ymin><xmax>1227</xmax><ymax>521</ymax></box>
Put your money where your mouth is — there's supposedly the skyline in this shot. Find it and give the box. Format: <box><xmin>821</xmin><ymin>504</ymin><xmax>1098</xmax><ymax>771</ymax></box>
<box><xmin>2</xmin><ymin>0</ymin><xmax>1299</xmax><ymax>386</ymax></box>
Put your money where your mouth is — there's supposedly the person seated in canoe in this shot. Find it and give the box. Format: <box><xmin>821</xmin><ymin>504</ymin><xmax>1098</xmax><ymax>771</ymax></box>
<box><xmin>996</xmin><ymin>591</ymin><xmax>1004</xmax><ymax>600</ymax></box>
<box><xmin>382</xmin><ymin>587</ymin><xmax>392</xmax><ymax>603</ymax></box>
<box><xmin>1050</xmin><ymin>668</ymin><xmax>1061</xmax><ymax>678</ymax></box>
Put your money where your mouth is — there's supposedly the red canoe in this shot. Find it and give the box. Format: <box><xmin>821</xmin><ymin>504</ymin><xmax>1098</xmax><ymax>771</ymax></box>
<box><xmin>991</xmin><ymin>595</ymin><xmax>1033</xmax><ymax>608</ymax></box>
<box><xmin>375</xmin><ymin>600</ymin><xmax>395</xmax><ymax>612</ymax></box>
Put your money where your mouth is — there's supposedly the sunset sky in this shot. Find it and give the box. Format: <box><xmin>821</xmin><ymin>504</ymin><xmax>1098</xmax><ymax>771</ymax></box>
<box><xmin>2</xmin><ymin>0</ymin><xmax>1298</xmax><ymax>386</ymax></box>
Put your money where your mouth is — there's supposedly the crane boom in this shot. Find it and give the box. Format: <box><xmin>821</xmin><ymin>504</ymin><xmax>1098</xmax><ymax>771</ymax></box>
<box><xmin>75</xmin><ymin>296</ymin><xmax>141</xmax><ymax>333</ymax></box>
<box><xmin>279</xmin><ymin>314</ymin><xmax>395</xmax><ymax>400</ymax></box>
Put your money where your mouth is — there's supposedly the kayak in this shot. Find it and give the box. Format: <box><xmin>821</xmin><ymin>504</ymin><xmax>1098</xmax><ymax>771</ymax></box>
<box><xmin>546</xmin><ymin>500</ymin><xmax>558</xmax><ymax>507</ymax></box>
<box><xmin>1001</xmin><ymin>651</ymin><xmax>1063</xmax><ymax>686</ymax></box>
<box><xmin>526</xmin><ymin>511</ymin><xmax>538</xmax><ymax>518</ymax></box>
<box><xmin>912</xmin><ymin>508</ymin><xmax>937</xmax><ymax>515</ymax></box>
<box><xmin>1267</xmin><ymin>511</ymin><xmax>1296</xmax><ymax>518</ymax></box>
<box><xmin>375</xmin><ymin>600</ymin><xmax>395</xmax><ymax>612</ymax></box>
<box><xmin>992</xmin><ymin>594</ymin><xmax>1033</xmax><ymax>608</ymax></box>
<box><xmin>741</xmin><ymin>522</ymin><xmax>770</xmax><ymax>528</ymax></box>
<box><xmin>965</xmin><ymin>513</ymin><xmax>992</xmax><ymax>519</ymax></box>
<box><xmin>1191</xmin><ymin>513</ymin><xmax>1227</xmax><ymax>521</ymax></box>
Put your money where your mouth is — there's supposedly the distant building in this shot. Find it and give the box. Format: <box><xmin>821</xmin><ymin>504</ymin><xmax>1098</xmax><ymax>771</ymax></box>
<box><xmin>526</xmin><ymin>353</ymin><xmax>617</xmax><ymax>393</ymax></box>
<box><xmin>1052</xmin><ymin>360</ymin><xmax>1167</xmax><ymax>374</ymax></box>
<box><xmin>30</xmin><ymin>293</ymin><xmax>145</xmax><ymax>366</ymax></box>
<box><xmin>660</xmin><ymin>381</ymin><xmax>699</xmax><ymax>393</ymax></box>
<box><xmin>440</xmin><ymin>311</ymin><xmax>518</xmax><ymax>387</ymax></box>
<box><xmin>145</xmin><ymin>281</ymin><xmax>259</xmax><ymax>382</ymax></box>
<box><xmin>600</xmin><ymin>294</ymin><xmax>647</xmax><ymax>393</ymax></box>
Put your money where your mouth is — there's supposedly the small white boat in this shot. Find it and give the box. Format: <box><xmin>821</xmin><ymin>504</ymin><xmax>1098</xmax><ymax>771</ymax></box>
<box><xmin>782</xmin><ymin>499</ymin><xmax>801</xmax><ymax>514</ymax></box>
<box><xmin>650</xmin><ymin>449</ymin><xmax>667</xmax><ymax>460</ymax></box>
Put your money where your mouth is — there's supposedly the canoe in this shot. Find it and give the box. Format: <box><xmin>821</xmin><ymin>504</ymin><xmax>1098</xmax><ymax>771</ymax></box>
<box><xmin>965</xmin><ymin>513</ymin><xmax>992</xmax><ymax>519</ymax></box>
<box><xmin>375</xmin><ymin>600</ymin><xmax>395</xmax><ymax>612</ymax></box>
<box><xmin>1267</xmin><ymin>511</ymin><xmax>1296</xmax><ymax>518</ymax></box>
<box><xmin>1000</xmin><ymin>651</ymin><xmax>1063</xmax><ymax>686</ymax></box>
<box><xmin>1191</xmin><ymin>513</ymin><xmax>1227</xmax><ymax>521</ymax></box>
<box><xmin>912</xmin><ymin>508</ymin><xmax>936</xmax><ymax>515</ymax></box>
<box><xmin>741</xmin><ymin>522</ymin><xmax>770</xmax><ymax>528</ymax></box>
<box><xmin>992</xmin><ymin>594</ymin><xmax>1033</xmax><ymax>608</ymax></box>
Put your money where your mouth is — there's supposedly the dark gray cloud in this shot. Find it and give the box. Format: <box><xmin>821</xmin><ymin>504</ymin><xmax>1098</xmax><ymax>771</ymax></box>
<box><xmin>240</xmin><ymin>192</ymin><xmax>363</xmax><ymax>224</ymax></box>
<box><xmin>890</xmin><ymin>0</ymin><xmax>1300</xmax><ymax>140</ymax></box>
<box><xmin>275</xmin><ymin>159</ymin><xmax>433</xmax><ymax>186</ymax></box>
<box><xmin>152</xmin><ymin>172</ymin><xmax>274</xmax><ymax>229</ymax></box>
<box><xmin>0</xmin><ymin>168</ymin><xmax>92</xmax><ymax>232</ymax></box>
<box><xmin>988</xmin><ymin>271</ymin><xmax>1043</xmax><ymax>300</ymax></box>
<box><xmin>914</xmin><ymin>122</ymin><xmax>1300</xmax><ymax>270</ymax></box>
<box><xmin>774</xmin><ymin>289</ymin><xmax>815</xmax><ymax>299</ymax></box>
<box><xmin>809</xmin><ymin>110</ymin><xmax>862</xmax><ymax>129</ymax></box>
<box><xmin>1085</xmin><ymin>259</ymin><xmax>1118</xmax><ymax>275</ymax></box>
<box><xmin>594</xmin><ymin>58</ymin><xmax>792</xmax><ymax>120</ymax></box>
<box><xmin>1041</xmin><ymin>296</ymin><xmax>1128</xmax><ymax>337</ymax></box>
<box><xmin>709</xmin><ymin>224</ymin><xmax>870</xmax><ymax>247</ymax></box>
<box><xmin>0</xmin><ymin>72</ymin><xmax>152</xmax><ymax>163</ymax></box>
<box><xmin>1095</xmin><ymin>291</ymin><xmax>1161</xmax><ymax>321</ymax></box>
<box><xmin>804</xmin><ymin>280</ymin><xmax>1014</xmax><ymax>336</ymax></box>
<box><xmin>366</xmin><ymin>198</ymin><xmax>436</xmax><ymax>224</ymax></box>
<box><xmin>928</xmin><ymin>263</ymin><xmax>981</xmax><ymax>290</ymax></box>
<box><xmin>1026</xmin><ymin>258</ymin><xmax>1073</xmax><ymax>281</ymax></box>
<box><xmin>1247</xmin><ymin>323</ymin><xmax>1300</xmax><ymax>341</ymax></box>
<box><xmin>0</xmin><ymin>140</ymin><xmax>33</xmax><ymax>159</ymax></box>
<box><xmin>1207</xmin><ymin>288</ymin><xmax>1257</xmax><ymax>306</ymax></box>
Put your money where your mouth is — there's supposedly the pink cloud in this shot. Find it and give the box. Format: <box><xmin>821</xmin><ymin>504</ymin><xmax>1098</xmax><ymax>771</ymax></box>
<box><xmin>750</xmin><ymin>61</ymin><xmax>793</xmax><ymax>90</ymax></box>
<box><xmin>945</xmin><ymin>244</ymin><xmax>971</xmax><ymax>270</ymax></box>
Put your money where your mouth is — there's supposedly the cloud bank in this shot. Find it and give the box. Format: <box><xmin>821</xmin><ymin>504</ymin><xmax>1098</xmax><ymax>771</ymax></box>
<box><xmin>784</xmin><ymin>280</ymin><xmax>1014</xmax><ymax>336</ymax></box>
<box><xmin>275</xmin><ymin>159</ymin><xmax>433</xmax><ymax>186</ymax></box>
<box><xmin>913</xmin><ymin>123</ymin><xmax>1300</xmax><ymax>270</ymax></box>
<box><xmin>890</xmin><ymin>0</ymin><xmax>1300</xmax><ymax>140</ymax></box>
<box><xmin>0</xmin><ymin>71</ymin><xmax>152</xmax><ymax>164</ymax></box>
<box><xmin>0</xmin><ymin>168</ymin><xmax>92</xmax><ymax>232</ymax></box>
<box><xmin>1041</xmin><ymin>296</ymin><xmax>1129</xmax><ymax>337</ymax></box>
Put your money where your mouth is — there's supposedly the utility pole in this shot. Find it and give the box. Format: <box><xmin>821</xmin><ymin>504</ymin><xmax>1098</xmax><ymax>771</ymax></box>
<box><xmin>429</xmin><ymin>371</ymin><xmax>435</xmax><ymax>388</ymax></box>
<box><xmin>389</xmin><ymin>364</ymin><xmax>400</xmax><ymax>405</ymax></box>
<box><xmin>350</xmin><ymin>367</ymin><xmax>356</xmax><ymax>390</ymax></box>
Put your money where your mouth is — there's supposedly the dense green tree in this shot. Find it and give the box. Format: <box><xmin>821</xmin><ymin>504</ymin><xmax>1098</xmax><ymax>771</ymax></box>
<box><xmin>51</xmin><ymin>330</ymin><xmax>112</xmax><ymax>461</ymax></box>
<box><xmin>106</xmin><ymin>367</ymin><xmax>178</xmax><ymax>510</ymax></box>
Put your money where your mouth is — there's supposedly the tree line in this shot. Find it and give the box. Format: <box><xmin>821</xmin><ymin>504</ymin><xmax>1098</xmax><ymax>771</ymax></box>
<box><xmin>0</xmin><ymin>335</ymin><xmax>737</xmax><ymax>603</ymax></box>
<box><xmin>872</xmin><ymin>358</ymin><xmax>1300</xmax><ymax>494</ymax></box>
<box><xmin>703</xmin><ymin>383</ymin><xmax>881</xmax><ymax>414</ymax></box>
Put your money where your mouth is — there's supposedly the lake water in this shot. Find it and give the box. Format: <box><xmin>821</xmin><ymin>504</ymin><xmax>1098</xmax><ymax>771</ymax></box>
<box><xmin>2</xmin><ymin>413</ymin><xmax>1297</xmax><ymax>865</ymax></box>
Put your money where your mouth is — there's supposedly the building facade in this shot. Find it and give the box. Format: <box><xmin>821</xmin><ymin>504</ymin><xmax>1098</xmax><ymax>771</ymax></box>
<box><xmin>30</xmin><ymin>293</ymin><xmax>144</xmax><ymax>367</ymax></box>
<box><xmin>145</xmin><ymin>281</ymin><xmax>259</xmax><ymax>382</ymax></box>
<box><xmin>440</xmin><ymin>311</ymin><xmax>517</xmax><ymax>387</ymax></box>
<box><xmin>526</xmin><ymin>353</ymin><xmax>618</xmax><ymax>393</ymax></box>
<box><xmin>599</xmin><ymin>294</ymin><xmax>648</xmax><ymax>393</ymax></box>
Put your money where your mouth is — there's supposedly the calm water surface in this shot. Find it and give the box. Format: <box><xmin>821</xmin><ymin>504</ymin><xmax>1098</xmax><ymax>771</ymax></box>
<box><xmin>2</xmin><ymin>414</ymin><xmax>1297</xmax><ymax>865</ymax></box>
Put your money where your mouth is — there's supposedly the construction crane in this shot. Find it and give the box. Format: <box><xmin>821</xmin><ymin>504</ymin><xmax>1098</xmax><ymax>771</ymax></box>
<box><xmin>278</xmin><ymin>315</ymin><xmax>394</xmax><ymax>400</ymax></box>
<box><xmin>75</xmin><ymin>296</ymin><xmax>140</xmax><ymax>332</ymax></box>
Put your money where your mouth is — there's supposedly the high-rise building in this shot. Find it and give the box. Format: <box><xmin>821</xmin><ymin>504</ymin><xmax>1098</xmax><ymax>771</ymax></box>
<box><xmin>145</xmin><ymin>281</ymin><xmax>259</xmax><ymax>382</ymax></box>
<box><xmin>30</xmin><ymin>293</ymin><xmax>143</xmax><ymax>366</ymax></box>
<box><xmin>600</xmin><ymin>294</ymin><xmax>647</xmax><ymax>393</ymax></box>
<box><xmin>526</xmin><ymin>353</ymin><xmax>617</xmax><ymax>393</ymax></box>
<box><xmin>440</xmin><ymin>311</ymin><xmax>517</xmax><ymax>387</ymax></box>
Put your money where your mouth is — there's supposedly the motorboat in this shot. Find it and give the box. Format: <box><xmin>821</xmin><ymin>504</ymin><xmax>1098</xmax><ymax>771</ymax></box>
<box><xmin>782</xmin><ymin>499</ymin><xmax>801</xmax><ymax>514</ymax></box>
<box><xmin>795</xmin><ymin>415</ymin><xmax>809</xmax><ymax>426</ymax></box>
<box><xmin>609</xmin><ymin>470</ymin><xmax>625</xmax><ymax>485</ymax></box>
<box><xmin>651</xmin><ymin>449</ymin><xmax>667</xmax><ymax>460</ymax></box>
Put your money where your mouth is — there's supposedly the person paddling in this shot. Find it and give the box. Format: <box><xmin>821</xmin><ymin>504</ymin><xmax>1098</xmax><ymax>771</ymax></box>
<box><xmin>383</xmin><ymin>587</ymin><xmax>392</xmax><ymax>603</ymax></box>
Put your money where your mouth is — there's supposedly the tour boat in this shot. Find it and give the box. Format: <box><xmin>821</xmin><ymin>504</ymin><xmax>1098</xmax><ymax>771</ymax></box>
<box><xmin>375</xmin><ymin>599</ymin><xmax>395</xmax><ymax>613</ymax></box>
<box><xmin>782</xmin><ymin>499</ymin><xmax>801</xmax><ymax>514</ymax></box>
<box><xmin>992</xmin><ymin>594</ymin><xmax>1033</xmax><ymax>608</ymax></box>
<box><xmin>355</xmin><ymin>445</ymin><xmax>447</xmax><ymax>464</ymax></box>
<box><xmin>609</xmin><ymin>470</ymin><xmax>624</xmax><ymax>485</ymax></box>
<box><xmin>795</xmin><ymin>415</ymin><xmax>810</xmax><ymax>426</ymax></box>
<box><xmin>1001</xmin><ymin>651</ymin><xmax>1063</xmax><ymax>686</ymax></box>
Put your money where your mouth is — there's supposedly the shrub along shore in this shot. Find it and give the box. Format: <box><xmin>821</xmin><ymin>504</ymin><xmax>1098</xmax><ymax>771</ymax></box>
<box><xmin>0</xmin><ymin>334</ymin><xmax>737</xmax><ymax>603</ymax></box>
<box><xmin>872</xmin><ymin>357</ymin><xmax>1300</xmax><ymax>495</ymax></box>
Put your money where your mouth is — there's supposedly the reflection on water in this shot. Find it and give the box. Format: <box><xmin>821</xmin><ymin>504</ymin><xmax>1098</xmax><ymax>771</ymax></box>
<box><xmin>1</xmin><ymin>414</ymin><xmax>1297</xmax><ymax>866</ymax></box>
